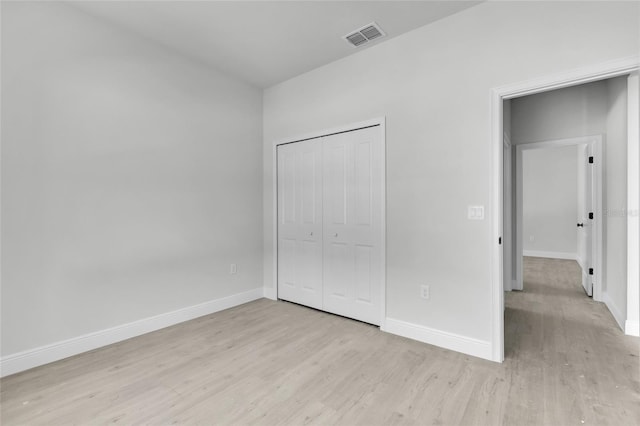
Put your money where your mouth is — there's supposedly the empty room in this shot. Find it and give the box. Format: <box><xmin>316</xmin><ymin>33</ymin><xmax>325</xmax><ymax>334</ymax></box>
<box><xmin>1</xmin><ymin>1</ymin><xmax>639</xmax><ymax>425</ymax></box>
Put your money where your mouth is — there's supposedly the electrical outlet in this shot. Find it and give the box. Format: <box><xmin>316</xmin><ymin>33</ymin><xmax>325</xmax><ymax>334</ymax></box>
<box><xmin>230</xmin><ymin>263</ymin><xmax>237</xmax><ymax>274</ymax></box>
<box><xmin>420</xmin><ymin>285</ymin><xmax>430</xmax><ymax>300</ymax></box>
<box><xmin>529</xmin><ymin>235</ymin><xmax>535</xmax><ymax>242</ymax></box>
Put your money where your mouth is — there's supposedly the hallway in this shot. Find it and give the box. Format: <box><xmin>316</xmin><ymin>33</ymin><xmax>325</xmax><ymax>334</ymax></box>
<box><xmin>504</xmin><ymin>256</ymin><xmax>639</xmax><ymax>424</ymax></box>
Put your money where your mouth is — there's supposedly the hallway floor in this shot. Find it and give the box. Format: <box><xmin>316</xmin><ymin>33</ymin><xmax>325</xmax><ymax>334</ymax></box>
<box><xmin>504</xmin><ymin>257</ymin><xmax>639</xmax><ymax>425</ymax></box>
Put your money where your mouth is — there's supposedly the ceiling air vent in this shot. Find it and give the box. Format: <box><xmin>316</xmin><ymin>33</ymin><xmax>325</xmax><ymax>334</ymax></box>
<box><xmin>343</xmin><ymin>22</ymin><xmax>386</xmax><ymax>48</ymax></box>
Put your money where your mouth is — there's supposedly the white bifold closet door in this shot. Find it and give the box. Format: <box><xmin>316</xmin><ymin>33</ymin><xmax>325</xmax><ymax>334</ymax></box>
<box><xmin>277</xmin><ymin>139</ymin><xmax>324</xmax><ymax>310</ymax></box>
<box><xmin>277</xmin><ymin>125</ymin><xmax>383</xmax><ymax>325</ymax></box>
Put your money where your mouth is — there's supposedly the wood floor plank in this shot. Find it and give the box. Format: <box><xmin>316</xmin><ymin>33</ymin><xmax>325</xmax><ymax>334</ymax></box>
<box><xmin>1</xmin><ymin>257</ymin><xmax>639</xmax><ymax>425</ymax></box>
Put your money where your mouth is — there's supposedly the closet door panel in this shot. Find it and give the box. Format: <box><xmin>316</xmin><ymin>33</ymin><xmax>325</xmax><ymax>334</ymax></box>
<box><xmin>297</xmin><ymin>139</ymin><xmax>323</xmax><ymax>304</ymax></box>
<box><xmin>277</xmin><ymin>139</ymin><xmax>323</xmax><ymax>309</ymax></box>
<box><xmin>326</xmin><ymin>144</ymin><xmax>348</xmax><ymax>225</ymax></box>
<box><xmin>325</xmin><ymin>241</ymin><xmax>352</xmax><ymax>299</ymax></box>
<box><xmin>322</xmin><ymin>126</ymin><xmax>382</xmax><ymax>325</ymax></box>
<box><xmin>278</xmin><ymin>238</ymin><xmax>297</xmax><ymax>290</ymax></box>
<box><xmin>354</xmin><ymin>140</ymin><xmax>373</xmax><ymax>227</ymax></box>
<box><xmin>323</xmin><ymin>132</ymin><xmax>354</xmax><ymax>308</ymax></box>
<box><xmin>280</xmin><ymin>150</ymin><xmax>297</xmax><ymax>226</ymax></box>
<box><xmin>355</xmin><ymin>244</ymin><xmax>373</xmax><ymax>303</ymax></box>
<box><xmin>278</xmin><ymin>125</ymin><xmax>382</xmax><ymax>325</ymax></box>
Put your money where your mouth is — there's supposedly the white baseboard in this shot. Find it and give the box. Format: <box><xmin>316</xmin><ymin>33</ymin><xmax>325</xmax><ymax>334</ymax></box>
<box><xmin>625</xmin><ymin>320</ymin><xmax>640</xmax><ymax>336</ymax></box>
<box><xmin>523</xmin><ymin>250</ymin><xmax>578</xmax><ymax>261</ymax></box>
<box><xmin>602</xmin><ymin>291</ymin><xmax>625</xmax><ymax>331</ymax></box>
<box><xmin>382</xmin><ymin>318</ymin><xmax>492</xmax><ymax>361</ymax></box>
<box><xmin>263</xmin><ymin>286</ymin><xmax>277</xmax><ymax>300</ymax></box>
<box><xmin>0</xmin><ymin>288</ymin><xmax>264</xmax><ymax>378</ymax></box>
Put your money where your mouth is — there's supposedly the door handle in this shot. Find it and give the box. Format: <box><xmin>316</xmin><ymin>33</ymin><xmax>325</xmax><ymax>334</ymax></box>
<box><xmin>577</xmin><ymin>223</ymin><xmax>584</xmax><ymax>227</ymax></box>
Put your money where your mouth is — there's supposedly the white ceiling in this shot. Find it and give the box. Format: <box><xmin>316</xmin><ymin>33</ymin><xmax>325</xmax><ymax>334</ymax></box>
<box><xmin>72</xmin><ymin>1</ymin><xmax>481</xmax><ymax>88</ymax></box>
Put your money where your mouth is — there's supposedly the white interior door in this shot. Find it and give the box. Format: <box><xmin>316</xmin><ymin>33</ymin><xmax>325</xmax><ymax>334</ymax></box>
<box><xmin>578</xmin><ymin>144</ymin><xmax>595</xmax><ymax>296</ymax></box>
<box><xmin>322</xmin><ymin>127</ymin><xmax>383</xmax><ymax>325</ymax></box>
<box><xmin>277</xmin><ymin>139</ymin><xmax>323</xmax><ymax>309</ymax></box>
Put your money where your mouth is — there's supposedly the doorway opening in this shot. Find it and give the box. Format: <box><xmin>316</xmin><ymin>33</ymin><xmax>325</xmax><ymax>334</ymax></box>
<box><xmin>491</xmin><ymin>59</ymin><xmax>639</xmax><ymax>362</ymax></box>
<box><xmin>510</xmin><ymin>136</ymin><xmax>603</xmax><ymax>299</ymax></box>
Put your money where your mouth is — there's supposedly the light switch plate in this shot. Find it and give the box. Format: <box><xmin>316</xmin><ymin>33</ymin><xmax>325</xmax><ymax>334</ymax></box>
<box><xmin>420</xmin><ymin>285</ymin><xmax>430</xmax><ymax>300</ymax></box>
<box><xmin>468</xmin><ymin>205</ymin><xmax>484</xmax><ymax>220</ymax></box>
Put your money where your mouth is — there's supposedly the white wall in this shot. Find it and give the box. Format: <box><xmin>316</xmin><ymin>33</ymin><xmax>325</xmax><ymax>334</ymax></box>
<box><xmin>522</xmin><ymin>146</ymin><xmax>578</xmax><ymax>257</ymax></box>
<box><xmin>1</xmin><ymin>2</ymin><xmax>263</xmax><ymax>357</ymax></box>
<box><xmin>511</xmin><ymin>77</ymin><xmax>629</xmax><ymax>327</ymax></box>
<box><xmin>512</xmin><ymin>81</ymin><xmax>608</xmax><ymax>143</ymax></box>
<box><xmin>263</xmin><ymin>1</ymin><xmax>639</xmax><ymax>349</ymax></box>
<box><xmin>605</xmin><ymin>76</ymin><xmax>628</xmax><ymax>326</ymax></box>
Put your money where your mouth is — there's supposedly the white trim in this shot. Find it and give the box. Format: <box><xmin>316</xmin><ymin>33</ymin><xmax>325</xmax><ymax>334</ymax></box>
<box><xmin>523</xmin><ymin>250</ymin><xmax>578</xmax><ymax>261</ymax></box>
<box><xmin>271</xmin><ymin>117</ymin><xmax>387</xmax><ymax>327</ymax></box>
<box><xmin>263</xmin><ymin>287</ymin><xmax>277</xmax><ymax>301</ymax></box>
<box><xmin>382</xmin><ymin>318</ymin><xmax>492</xmax><ymax>361</ymax></box>
<box><xmin>516</xmin><ymin>136</ymin><xmax>601</xmax><ymax>149</ymax></box>
<box><xmin>627</xmin><ymin>72</ymin><xmax>640</xmax><ymax>337</ymax></box>
<box><xmin>0</xmin><ymin>288</ymin><xmax>264</xmax><ymax>378</ymax></box>
<box><xmin>515</xmin><ymin>143</ymin><xmax>523</xmax><ymax>291</ymax></box>
<box><xmin>499</xmin><ymin>56</ymin><xmax>640</xmax><ymax>100</ymax></box>
<box><xmin>602</xmin><ymin>291</ymin><xmax>625</xmax><ymax>332</ymax></box>
<box><xmin>503</xmin><ymin>134</ymin><xmax>513</xmax><ymax>293</ymax></box>
<box><xmin>591</xmin><ymin>140</ymin><xmax>604</xmax><ymax>301</ymax></box>
<box><xmin>491</xmin><ymin>55</ymin><xmax>640</xmax><ymax>363</ymax></box>
<box><xmin>625</xmin><ymin>320</ymin><xmax>640</xmax><ymax>336</ymax></box>
<box><xmin>270</xmin><ymin>133</ymin><xmax>279</xmax><ymax>301</ymax></box>
<box><xmin>379</xmin><ymin>119</ymin><xmax>387</xmax><ymax>330</ymax></box>
<box><xmin>491</xmin><ymin>88</ymin><xmax>505</xmax><ymax>362</ymax></box>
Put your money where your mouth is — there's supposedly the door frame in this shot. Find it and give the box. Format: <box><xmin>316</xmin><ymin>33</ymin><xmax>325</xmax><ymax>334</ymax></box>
<box><xmin>271</xmin><ymin>117</ymin><xmax>387</xmax><ymax>328</ymax></box>
<box><xmin>503</xmin><ymin>132</ymin><xmax>513</xmax><ymax>292</ymax></box>
<box><xmin>513</xmin><ymin>136</ymin><xmax>603</xmax><ymax>301</ymax></box>
<box><xmin>491</xmin><ymin>56</ymin><xmax>640</xmax><ymax>362</ymax></box>
<box><xmin>626</xmin><ymin>72</ymin><xmax>640</xmax><ymax>336</ymax></box>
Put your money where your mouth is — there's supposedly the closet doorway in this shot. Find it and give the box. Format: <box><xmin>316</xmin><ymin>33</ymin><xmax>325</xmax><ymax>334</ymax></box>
<box><xmin>276</xmin><ymin>119</ymin><xmax>386</xmax><ymax>326</ymax></box>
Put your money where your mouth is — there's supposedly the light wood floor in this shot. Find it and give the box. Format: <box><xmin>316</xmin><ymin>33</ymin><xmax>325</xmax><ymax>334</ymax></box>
<box><xmin>1</xmin><ymin>257</ymin><xmax>639</xmax><ymax>425</ymax></box>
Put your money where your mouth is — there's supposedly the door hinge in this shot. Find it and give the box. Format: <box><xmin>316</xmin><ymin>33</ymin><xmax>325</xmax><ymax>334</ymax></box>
<box><xmin>589</xmin><ymin>156</ymin><xmax>594</xmax><ymax>164</ymax></box>
<box><xmin>589</xmin><ymin>268</ymin><xmax>594</xmax><ymax>275</ymax></box>
<box><xmin>589</xmin><ymin>212</ymin><xmax>594</xmax><ymax>219</ymax></box>
<box><xmin>499</xmin><ymin>237</ymin><xmax>502</xmax><ymax>245</ymax></box>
